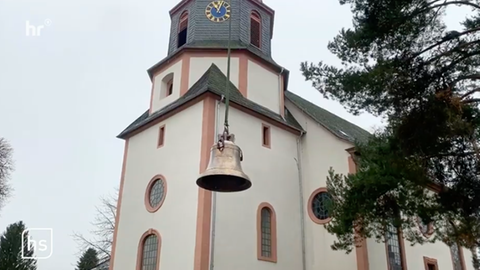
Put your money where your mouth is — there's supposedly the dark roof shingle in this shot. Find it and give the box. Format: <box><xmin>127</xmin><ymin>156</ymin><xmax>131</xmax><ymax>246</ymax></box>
<box><xmin>285</xmin><ymin>91</ymin><xmax>371</xmax><ymax>143</ymax></box>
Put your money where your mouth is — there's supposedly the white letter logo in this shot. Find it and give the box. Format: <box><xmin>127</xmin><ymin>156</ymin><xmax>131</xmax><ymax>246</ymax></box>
<box><xmin>21</xmin><ymin>228</ymin><xmax>53</xmax><ymax>259</ymax></box>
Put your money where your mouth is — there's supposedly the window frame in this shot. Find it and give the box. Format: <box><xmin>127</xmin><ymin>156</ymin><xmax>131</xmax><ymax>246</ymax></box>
<box><xmin>256</xmin><ymin>202</ymin><xmax>277</xmax><ymax>263</ymax></box>
<box><xmin>158</xmin><ymin>125</ymin><xmax>166</xmax><ymax>148</ymax></box>
<box><xmin>384</xmin><ymin>222</ymin><xmax>407</xmax><ymax>270</ymax></box>
<box><xmin>160</xmin><ymin>73</ymin><xmax>174</xmax><ymax>99</ymax></box>
<box><xmin>261</xmin><ymin>124</ymin><xmax>271</xmax><ymax>148</ymax></box>
<box><xmin>144</xmin><ymin>174</ymin><xmax>167</xmax><ymax>213</ymax></box>
<box><xmin>450</xmin><ymin>242</ymin><xmax>466</xmax><ymax>270</ymax></box>
<box><xmin>423</xmin><ymin>256</ymin><xmax>438</xmax><ymax>270</ymax></box>
<box><xmin>250</xmin><ymin>11</ymin><xmax>261</xmax><ymax>48</ymax></box>
<box><xmin>136</xmin><ymin>229</ymin><xmax>161</xmax><ymax>270</ymax></box>
<box><xmin>307</xmin><ymin>187</ymin><xmax>332</xmax><ymax>224</ymax></box>
<box><xmin>177</xmin><ymin>11</ymin><xmax>189</xmax><ymax>48</ymax></box>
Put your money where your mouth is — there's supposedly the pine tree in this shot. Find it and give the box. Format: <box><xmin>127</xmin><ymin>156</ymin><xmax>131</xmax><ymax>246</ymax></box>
<box><xmin>76</xmin><ymin>248</ymin><xmax>99</xmax><ymax>270</ymax></box>
<box><xmin>301</xmin><ymin>0</ymin><xmax>480</xmax><ymax>252</ymax></box>
<box><xmin>0</xmin><ymin>221</ymin><xmax>37</xmax><ymax>270</ymax></box>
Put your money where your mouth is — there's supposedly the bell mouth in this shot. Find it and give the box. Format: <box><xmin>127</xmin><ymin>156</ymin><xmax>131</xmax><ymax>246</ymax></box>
<box><xmin>196</xmin><ymin>174</ymin><xmax>252</xmax><ymax>192</ymax></box>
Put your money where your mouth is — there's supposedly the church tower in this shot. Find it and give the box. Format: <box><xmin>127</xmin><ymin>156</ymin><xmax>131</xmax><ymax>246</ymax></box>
<box><xmin>109</xmin><ymin>1</ymin><xmax>476</xmax><ymax>270</ymax></box>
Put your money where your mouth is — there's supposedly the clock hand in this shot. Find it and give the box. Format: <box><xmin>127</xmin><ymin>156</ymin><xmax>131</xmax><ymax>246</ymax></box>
<box><xmin>217</xmin><ymin>1</ymin><xmax>223</xmax><ymax>12</ymax></box>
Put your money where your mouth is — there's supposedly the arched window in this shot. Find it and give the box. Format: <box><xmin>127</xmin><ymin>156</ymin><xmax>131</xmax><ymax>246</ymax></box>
<box><xmin>256</xmin><ymin>202</ymin><xmax>277</xmax><ymax>262</ymax></box>
<box><xmin>385</xmin><ymin>222</ymin><xmax>406</xmax><ymax>270</ymax></box>
<box><xmin>161</xmin><ymin>73</ymin><xmax>174</xmax><ymax>98</ymax></box>
<box><xmin>450</xmin><ymin>243</ymin><xmax>466</xmax><ymax>270</ymax></box>
<box><xmin>136</xmin><ymin>229</ymin><xmax>161</xmax><ymax>270</ymax></box>
<box><xmin>178</xmin><ymin>11</ymin><xmax>188</xmax><ymax>48</ymax></box>
<box><xmin>250</xmin><ymin>11</ymin><xmax>261</xmax><ymax>48</ymax></box>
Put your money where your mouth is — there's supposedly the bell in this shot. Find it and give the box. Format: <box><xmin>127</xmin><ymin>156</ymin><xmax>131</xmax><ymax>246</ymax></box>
<box><xmin>196</xmin><ymin>137</ymin><xmax>251</xmax><ymax>192</ymax></box>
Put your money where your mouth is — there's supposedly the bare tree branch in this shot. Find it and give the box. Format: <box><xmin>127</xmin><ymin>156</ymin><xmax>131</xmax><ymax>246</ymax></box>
<box><xmin>73</xmin><ymin>188</ymin><xmax>118</xmax><ymax>261</ymax></box>
<box><xmin>460</xmin><ymin>88</ymin><xmax>480</xmax><ymax>100</ymax></box>
<box><xmin>413</xmin><ymin>30</ymin><xmax>480</xmax><ymax>62</ymax></box>
<box><xmin>462</xmin><ymin>98</ymin><xmax>480</xmax><ymax>104</ymax></box>
<box><xmin>422</xmin><ymin>1</ymin><xmax>480</xmax><ymax>13</ymax></box>
<box><xmin>72</xmin><ymin>233</ymin><xmax>111</xmax><ymax>259</ymax></box>
<box><xmin>0</xmin><ymin>138</ymin><xmax>14</xmax><ymax>210</ymax></box>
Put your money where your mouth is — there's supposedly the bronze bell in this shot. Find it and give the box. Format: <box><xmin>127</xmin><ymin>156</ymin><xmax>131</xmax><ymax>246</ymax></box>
<box><xmin>196</xmin><ymin>135</ymin><xmax>251</xmax><ymax>192</ymax></box>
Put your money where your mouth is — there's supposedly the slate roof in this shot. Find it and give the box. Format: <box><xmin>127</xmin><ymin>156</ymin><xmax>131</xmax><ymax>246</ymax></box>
<box><xmin>119</xmin><ymin>61</ymin><xmax>371</xmax><ymax>144</ymax></box>
<box><xmin>285</xmin><ymin>91</ymin><xmax>371</xmax><ymax>143</ymax></box>
<box><xmin>147</xmin><ymin>40</ymin><xmax>290</xmax><ymax>92</ymax></box>
<box><xmin>117</xmin><ymin>64</ymin><xmax>303</xmax><ymax>138</ymax></box>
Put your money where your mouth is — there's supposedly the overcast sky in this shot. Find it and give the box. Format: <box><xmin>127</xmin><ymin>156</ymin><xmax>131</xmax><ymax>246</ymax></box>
<box><xmin>0</xmin><ymin>0</ymin><xmax>470</xmax><ymax>269</ymax></box>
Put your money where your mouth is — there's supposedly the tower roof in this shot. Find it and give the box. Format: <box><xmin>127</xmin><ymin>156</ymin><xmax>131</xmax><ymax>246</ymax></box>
<box><xmin>169</xmin><ymin>0</ymin><xmax>275</xmax><ymax>37</ymax></box>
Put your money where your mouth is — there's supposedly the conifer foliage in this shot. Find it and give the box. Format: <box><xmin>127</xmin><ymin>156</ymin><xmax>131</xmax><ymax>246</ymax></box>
<box><xmin>0</xmin><ymin>221</ymin><xmax>37</xmax><ymax>270</ymax></box>
<box><xmin>76</xmin><ymin>247</ymin><xmax>99</xmax><ymax>270</ymax></box>
<box><xmin>301</xmin><ymin>0</ymin><xmax>480</xmax><ymax>252</ymax></box>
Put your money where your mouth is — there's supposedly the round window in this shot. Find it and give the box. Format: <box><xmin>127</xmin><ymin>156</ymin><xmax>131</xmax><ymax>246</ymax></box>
<box><xmin>308</xmin><ymin>188</ymin><xmax>332</xmax><ymax>224</ymax></box>
<box><xmin>145</xmin><ymin>176</ymin><xmax>166</xmax><ymax>212</ymax></box>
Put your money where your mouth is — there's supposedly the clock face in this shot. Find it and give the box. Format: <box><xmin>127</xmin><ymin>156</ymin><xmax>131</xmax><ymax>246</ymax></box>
<box><xmin>205</xmin><ymin>1</ymin><xmax>231</xmax><ymax>22</ymax></box>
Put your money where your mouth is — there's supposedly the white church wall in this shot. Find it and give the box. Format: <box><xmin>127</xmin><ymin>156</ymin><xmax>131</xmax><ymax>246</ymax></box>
<box><xmin>405</xmin><ymin>240</ymin><xmax>473</xmax><ymax>270</ymax></box>
<box><xmin>151</xmin><ymin>59</ymin><xmax>183</xmax><ymax>113</ymax></box>
<box><xmin>189</xmin><ymin>57</ymin><xmax>240</xmax><ymax>88</ymax></box>
<box><xmin>285</xmin><ymin>99</ymin><xmax>358</xmax><ymax>270</ymax></box>
<box><xmin>212</xmin><ymin>104</ymin><xmax>303</xmax><ymax>270</ymax></box>
<box><xmin>113</xmin><ymin>101</ymin><xmax>204</xmax><ymax>270</ymax></box>
<box><xmin>246</xmin><ymin>60</ymin><xmax>280</xmax><ymax>114</ymax></box>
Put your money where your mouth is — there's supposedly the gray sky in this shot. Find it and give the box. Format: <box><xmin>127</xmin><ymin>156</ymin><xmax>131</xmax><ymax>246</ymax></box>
<box><xmin>0</xmin><ymin>0</ymin><xmax>469</xmax><ymax>269</ymax></box>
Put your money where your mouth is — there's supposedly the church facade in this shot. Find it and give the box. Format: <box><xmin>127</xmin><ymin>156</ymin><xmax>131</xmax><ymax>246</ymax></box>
<box><xmin>108</xmin><ymin>1</ymin><xmax>476</xmax><ymax>270</ymax></box>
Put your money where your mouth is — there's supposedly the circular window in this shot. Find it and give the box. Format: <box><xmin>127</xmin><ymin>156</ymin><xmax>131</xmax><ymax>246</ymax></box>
<box><xmin>145</xmin><ymin>175</ymin><xmax>167</xmax><ymax>213</ymax></box>
<box><xmin>308</xmin><ymin>187</ymin><xmax>332</xmax><ymax>224</ymax></box>
<box><xmin>417</xmin><ymin>217</ymin><xmax>434</xmax><ymax>237</ymax></box>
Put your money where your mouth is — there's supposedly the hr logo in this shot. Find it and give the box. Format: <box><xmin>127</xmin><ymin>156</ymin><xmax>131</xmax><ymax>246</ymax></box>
<box><xmin>21</xmin><ymin>228</ymin><xmax>53</xmax><ymax>259</ymax></box>
<box><xmin>25</xmin><ymin>19</ymin><xmax>52</xmax><ymax>36</ymax></box>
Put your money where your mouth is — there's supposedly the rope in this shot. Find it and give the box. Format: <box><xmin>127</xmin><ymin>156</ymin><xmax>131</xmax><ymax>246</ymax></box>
<box><xmin>223</xmin><ymin>0</ymin><xmax>233</xmax><ymax>135</ymax></box>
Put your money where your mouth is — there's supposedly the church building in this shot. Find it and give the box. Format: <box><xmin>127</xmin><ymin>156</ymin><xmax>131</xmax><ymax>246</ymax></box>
<box><xmin>108</xmin><ymin>0</ymin><xmax>476</xmax><ymax>270</ymax></box>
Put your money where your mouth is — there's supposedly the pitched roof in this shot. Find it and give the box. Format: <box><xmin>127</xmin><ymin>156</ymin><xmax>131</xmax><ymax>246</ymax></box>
<box><xmin>285</xmin><ymin>91</ymin><xmax>371</xmax><ymax>143</ymax></box>
<box><xmin>117</xmin><ymin>64</ymin><xmax>303</xmax><ymax>138</ymax></box>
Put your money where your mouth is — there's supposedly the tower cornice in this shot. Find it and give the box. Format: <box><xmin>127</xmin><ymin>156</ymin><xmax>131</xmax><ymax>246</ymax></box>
<box><xmin>169</xmin><ymin>0</ymin><xmax>192</xmax><ymax>17</ymax></box>
<box><xmin>170</xmin><ymin>0</ymin><xmax>274</xmax><ymax>16</ymax></box>
<box><xmin>147</xmin><ymin>46</ymin><xmax>288</xmax><ymax>85</ymax></box>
